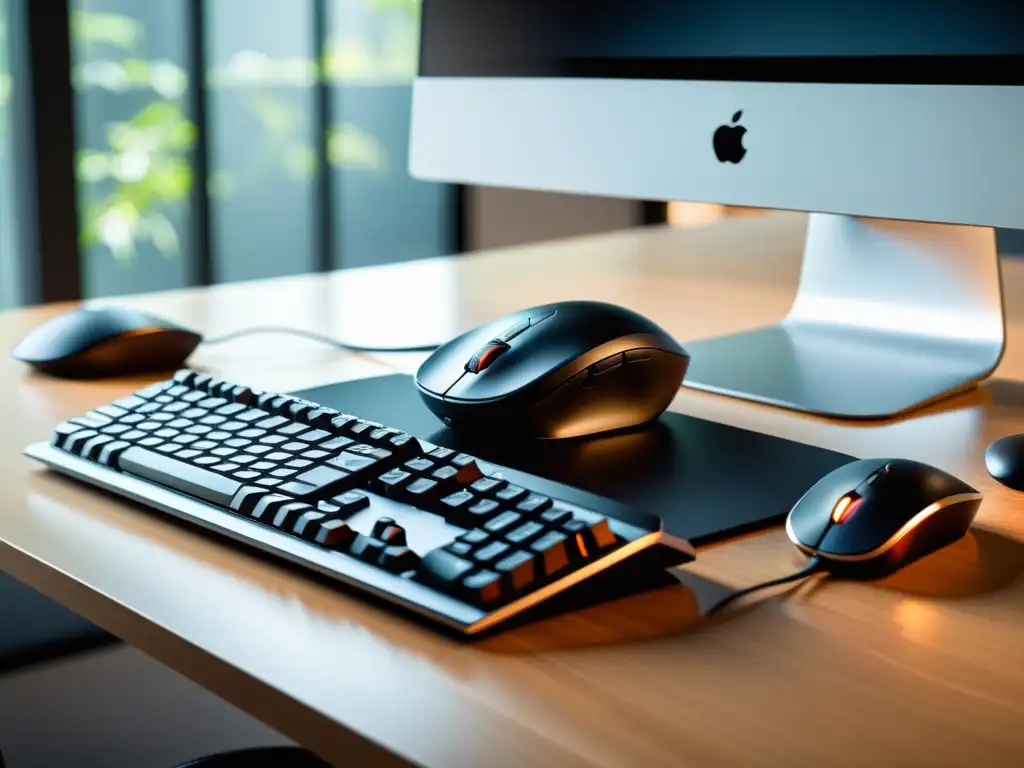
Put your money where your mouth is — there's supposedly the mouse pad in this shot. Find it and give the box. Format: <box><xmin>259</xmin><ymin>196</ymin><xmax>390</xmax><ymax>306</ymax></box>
<box><xmin>293</xmin><ymin>375</ymin><xmax>854</xmax><ymax>547</ymax></box>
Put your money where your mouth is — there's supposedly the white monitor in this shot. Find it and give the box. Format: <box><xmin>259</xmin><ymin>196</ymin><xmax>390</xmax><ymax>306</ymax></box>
<box><xmin>410</xmin><ymin>1</ymin><xmax>1024</xmax><ymax>419</ymax></box>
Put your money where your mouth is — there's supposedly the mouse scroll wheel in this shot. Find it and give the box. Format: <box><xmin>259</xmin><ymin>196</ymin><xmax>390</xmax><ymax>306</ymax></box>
<box><xmin>831</xmin><ymin>492</ymin><xmax>863</xmax><ymax>524</ymax></box>
<box><xmin>465</xmin><ymin>341</ymin><xmax>510</xmax><ymax>374</ymax></box>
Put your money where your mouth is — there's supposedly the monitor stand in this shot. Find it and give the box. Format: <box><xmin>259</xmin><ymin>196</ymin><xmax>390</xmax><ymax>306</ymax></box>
<box><xmin>682</xmin><ymin>213</ymin><xmax>1004</xmax><ymax>419</ymax></box>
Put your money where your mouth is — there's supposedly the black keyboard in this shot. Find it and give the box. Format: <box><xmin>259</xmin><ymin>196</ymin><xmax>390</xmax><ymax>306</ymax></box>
<box><xmin>25</xmin><ymin>370</ymin><xmax>694</xmax><ymax>634</ymax></box>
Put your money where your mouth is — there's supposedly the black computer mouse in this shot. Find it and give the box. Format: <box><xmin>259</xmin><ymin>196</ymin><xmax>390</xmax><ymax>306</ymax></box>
<box><xmin>786</xmin><ymin>458</ymin><xmax>982</xmax><ymax>578</ymax></box>
<box><xmin>415</xmin><ymin>300</ymin><xmax>689</xmax><ymax>439</ymax></box>
<box><xmin>12</xmin><ymin>306</ymin><xmax>202</xmax><ymax>379</ymax></box>
<box><xmin>984</xmin><ymin>434</ymin><xmax>1024</xmax><ymax>491</ymax></box>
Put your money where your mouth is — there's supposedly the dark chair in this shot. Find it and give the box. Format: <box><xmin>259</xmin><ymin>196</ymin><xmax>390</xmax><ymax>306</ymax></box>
<box><xmin>173</xmin><ymin>746</ymin><xmax>331</xmax><ymax>767</ymax></box>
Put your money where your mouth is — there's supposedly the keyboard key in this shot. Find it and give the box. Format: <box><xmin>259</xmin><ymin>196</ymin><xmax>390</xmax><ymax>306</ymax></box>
<box><xmin>172</xmin><ymin>433</ymin><xmax>200</xmax><ymax>445</ymax></box>
<box><xmin>446</xmin><ymin>541</ymin><xmax>473</xmax><ymax>557</ymax></box>
<box><xmin>258</xmin><ymin>477</ymin><xmax>282</xmax><ymax>488</ymax></box>
<box><xmin>561</xmin><ymin>519</ymin><xmax>604</xmax><ymax>561</ymax></box>
<box><xmin>305</xmin><ymin>408</ymin><xmax>338</xmax><ymax>429</ymax></box>
<box><xmin>314</xmin><ymin>519</ymin><xmax>356</xmax><ymax>549</ymax></box>
<box><xmin>257</xmin><ymin>416</ymin><xmax>288</xmax><ymax>430</ymax></box>
<box><xmin>452</xmin><ymin>453</ymin><xmax>476</xmax><ymax>468</ymax></box>
<box><xmin>119</xmin><ymin>447</ymin><xmax>242</xmax><ymax>506</ymax></box>
<box><xmin>112</xmin><ymin>395</ymin><xmax>146</xmax><ymax>411</ymax></box>
<box><xmin>281</xmin><ymin>442</ymin><xmax>306</xmax><ymax>452</ymax></box>
<box><xmin>234</xmin><ymin>470</ymin><xmax>261</xmax><ymax>481</ymax></box>
<box><xmin>270</xmin><ymin>467</ymin><xmax>297</xmax><ymax>478</ymax></box>
<box><xmin>121</xmin><ymin>430</ymin><xmax>146</xmax><ymax>442</ymax></box>
<box><xmin>95</xmin><ymin>404</ymin><xmax>127</xmax><ymax>419</ymax></box>
<box><xmin>273</xmin><ymin>502</ymin><xmax>311</xmax><ymax>531</ymax></box>
<box><xmin>473</xmin><ymin>540</ymin><xmax>510</xmax><ymax>565</ymax></box>
<box><xmin>214</xmin><ymin>403</ymin><xmax>247</xmax><ymax>417</ymax></box>
<box><xmin>280</xmin><ymin>465</ymin><xmax>352</xmax><ymax>498</ymax></box>
<box><xmin>440</xmin><ymin>490</ymin><xmax>475</xmax><ymax>517</ymax></box>
<box><xmin>120</xmin><ymin>413</ymin><xmax>146</xmax><ymax>425</ymax></box>
<box><xmin>100</xmin><ymin>423</ymin><xmax>132</xmax><ymax>437</ymax></box>
<box><xmin>220</xmin><ymin>421</ymin><xmax>247</xmax><ymax>432</ymax></box>
<box><xmin>150</xmin><ymin>413</ymin><xmax>176</xmax><ymax>422</ymax></box>
<box><xmin>404</xmin><ymin>477</ymin><xmax>438</xmax><ymax>501</ymax></box>
<box><xmin>237</xmin><ymin>428</ymin><xmax>265</xmax><ymax>439</ymax></box>
<box><xmin>495</xmin><ymin>550</ymin><xmax>538</xmax><ymax>592</ymax></box>
<box><xmin>330</xmin><ymin>414</ymin><xmax>359</xmax><ymax>432</ymax></box>
<box><xmin>404</xmin><ymin>457</ymin><xmax>435</xmax><ymax>474</ymax></box>
<box><xmin>176</xmin><ymin>449</ymin><xmax>201</xmax><ymax>461</ymax></box>
<box><xmin>211</xmin><ymin>463</ymin><xmax>240</xmax><ymax>473</ymax></box>
<box><xmin>372</xmin><ymin>518</ymin><xmax>407</xmax><ymax>545</ymax></box>
<box><xmin>277</xmin><ymin>422</ymin><xmax>307</xmax><ymax>436</ymax></box>
<box><xmin>293</xmin><ymin>510</ymin><xmax>327</xmax><ymax>539</ymax></box>
<box><xmin>539</xmin><ymin>507</ymin><xmax>572</xmax><ymax>528</ymax></box>
<box><xmin>156</xmin><ymin>443</ymin><xmax>183</xmax><ymax>455</ymax></box>
<box><xmin>71</xmin><ymin>412</ymin><xmax>112</xmax><ymax>429</ymax></box>
<box><xmin>516</xmin><ymin>493</ymin><xmax>552</xmax><ymax>516</ymax></box>
<box><xmin>251</xmin><ymin>461</ymin><xmax>275</xmax><ymax>471</ymax></box>
<box><xmin>138</xmin><ymin>437</ymin><xmax>163</xmax><ymax>448</ymax></box>
<box><xmin>378</xmin><ymin>546</ymin><xmax>419</xmax><ymax>573</ymax></box>
<box><xmin>298</xmin><ymin>429</ymin><xmax>331</xmax><ymax>443</ymax></box>
<box><xmin>198</xmin><ymin>397</ymin><xmax>227</xmax><ymax>410</ymax></box>
<box><xmin>457</xmin><ymin>529</ymin><xmax>490</xmax><ymax>547</ymax></box>
<box><xmin>265</xmin><ymin>452</ymin><xmax>290</xmax><ymax>462</ymax></box>
<box><xmin>248</xmin><ymin>445</ymin><xmax>274</xmax><ymax>455</ymax></box>
<box><xmin>211</xmin><ymin>446</ymin><xmax>237</xmax><ymax>457</ymax></box>
<box><xmin>428</xmin><ymin>446</ymin><xmax>455</xmax><ymax>461</ymax></box>
<box><xmin>505</xmin><ymin>521</ymin><xmax>544</xmax><ymax>545</ymax></box>
<box><xmin>330</xmin><ymin>490</ymin><xmax>370</xmax><ymax>515</ymax></box>
<box><xmin>185</xmin><ymin>424</ymin><xmax>213</xmax><ymax>435</ymax></box>
<box><xmin>207</xmin><ymin>431</ymin><xmax>232</xmax><ymax>441</ymax></box>
<box><xmin>462</xmin><ymin>571</ymin><xmax>503</xmax><ymax>605</ymax></box>
<box><xmin>419</xmin><ymin>548</ymin><xmax>474</xmax><ymax>588</ymax></box>
<box><xmin>495</xmin><ymin>484</ymin><xmax>528</xmax><ymax>504</ymax></box>
<box><xmin>237</xmin><ymin>408</ymin><xmax>270</xmax><ymax>423</ymax></box>
<box><xmin>229</xmin><ymin>486</ymin><xmax>267</xmax><ymax>515</ymax></box>
<box><xmin>377</xmin><ymin>468</ymin><xmax>412</xmax><ymax>496</ymax></box>
<box><xmin>471</xmin><ymin>476</ymin><xmax>505</xmax><ymax>495</ymax></box>
<box><xmin>195</xmin><ymin>456</ymin><xmax>221</xmax><ymax>466</ymax></box>
<box><xmin>316</xmin><ymin>500</ymin><xmax>341</xmax><ymax>515</ymax></box>
<box><xmin>327</xmin><ymin>452</ymin><xmax>377</xmax><ymax>475</ymax></box>
<box><xmin>285</xmin><ymin>458</ymin><xmax>313</xmax><ymax>469</ymax></box>
<box><xmin>136</xmin><ymin>402</ymin><xmax>161</xmax><ymax>414</ymax></box>
<box><xmin>530</xmin><ymin>531</ymin><xmax>571</xmax><ymax>577</ymax></box>
<box><xmin>51</xmin><ymin>421</ymin><xmax>85</xmax><ymax>448</ymax></box>
<box><xmin>465</xmin><ymin>498</ymin><xmax>501</xmax><ymax>524</ymax></box>
<box><xmin>301</xmin><ymin>449</ymin><xmax>329</xmax><ymax>460</ymax></box>
<box><xmin>193</xmin><ymin>440</ymin><xmax>218</xmax><ymax>451</ymax></box>
<box><xmin>96</xmin><ymin>440</ymin><xmax>131</xmax><ymax>466</ymax></box>
<box><xmin>181</xmin><ymin>391</ymin><xmax>206</xmax><ymax>403</ymax></box>
<box><xmin>135</xmin><ymin>382</ymin><xmax>170</xmax><ymax>399</ymax></box>
<box><xmin>167</xmin><ymin>418</ymin><xmax>193</xmax><ymax>430</ymax></box>
<box><xmin>349</xmin><ymin>535</ymin><xmax>387</xmax><ymax>562</ymax></box>
<box><xmin>250</xmin><ymin>494</ymin><xmax>292</xmax><ymax>522</ymax></box>
<box><xmin>432</xmin><ymin>465</ymin><xmax>458</xmax><ymax>482</ymax></box>
<box><xmin>484</xmin><ymin>510</ymin><xmax>521</xmax><ymax>535</ymax></box>
<box><xmin>234</xmin><ymin>454</ymin><xmax>260</xmax><ymax>465</ymax></box>
<box><xmin>260</xmin><ymin>435</ymin><xmax>288</xmax><ymax>446</ymax></box>
<box><xmin>164</xmin><ymin>401</ymin><xmax>190</xmax><ymax>413</ymax></box>
<box><xmin>322</xmin><ymin>437</ymin><xmax>353</xmax><ymax>452</ymax></box>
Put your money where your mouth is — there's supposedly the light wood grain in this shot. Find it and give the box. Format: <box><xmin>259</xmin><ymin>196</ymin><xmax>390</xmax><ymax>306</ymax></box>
<box><xmin>4</xmin><ymin>212</ymin><xmax>1024</xmax><ymax>767</ymax></box>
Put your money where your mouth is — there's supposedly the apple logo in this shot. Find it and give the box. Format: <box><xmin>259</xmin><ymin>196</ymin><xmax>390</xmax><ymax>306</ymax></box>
<box><xmin>713</xmin><ymin>110</ymin><xmax>747</xmax><ymax>164</ymax></box>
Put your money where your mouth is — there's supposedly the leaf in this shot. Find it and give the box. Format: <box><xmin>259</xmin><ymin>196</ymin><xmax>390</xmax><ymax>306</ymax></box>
<box><xmin>732</xmin><ymin>110</ymin><xmax>743</xmax><ymax>123</ymax></box>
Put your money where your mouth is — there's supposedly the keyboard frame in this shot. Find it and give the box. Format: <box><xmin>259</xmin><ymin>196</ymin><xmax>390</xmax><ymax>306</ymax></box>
<box><xmin>26</xmin><ymin>441</ymin><xmax>695</xmax><ymax>634</ymax></box>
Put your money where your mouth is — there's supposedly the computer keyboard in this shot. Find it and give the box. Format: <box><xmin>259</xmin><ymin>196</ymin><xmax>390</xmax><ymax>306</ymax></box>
<box><xmin>25</xmin><ymin>370</ymin><xmax>694</xmax><ymax>634</ymax></box>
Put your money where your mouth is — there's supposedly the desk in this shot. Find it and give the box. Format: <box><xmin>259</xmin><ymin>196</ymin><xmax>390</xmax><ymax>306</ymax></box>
<box><xmin>3</xmin><ymin>212</ymin><xmax>1024</xmax><ymax>767</ymax></box>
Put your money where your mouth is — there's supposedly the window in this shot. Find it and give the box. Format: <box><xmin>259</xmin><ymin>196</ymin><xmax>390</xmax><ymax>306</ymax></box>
<box><xmin>71</xmin><ymin>0</ymin><xmax>195</xmax><ymax>298</ymax></box>
<box><xmin>0</xmin><ymin>0</ymin><xmax>18</xmax><ymax>309</ymax></box>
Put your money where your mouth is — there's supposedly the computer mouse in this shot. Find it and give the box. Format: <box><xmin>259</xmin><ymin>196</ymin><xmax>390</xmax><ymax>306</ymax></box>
<box><xmin>415</xmin><ymin>300</ymin><xmax>689</xmax><ymax>439</ymax></box>
<box><xmin>12</xmin><ymin>306</ymin><xmax>202</xmax><ymax>379</ymax></box>
<box><xmin>785</xmin><ymin>458</ymin><xmax>982</xmax><ymax>578</ymax></box>
<box><xmin>984</xmin><ymin>434</ymin><xmax>1024</xmax><ymax>491</ymax></box>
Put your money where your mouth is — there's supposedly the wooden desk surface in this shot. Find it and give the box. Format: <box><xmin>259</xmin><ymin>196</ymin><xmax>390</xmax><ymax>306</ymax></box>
<box><xmin>4</xmin><ymin>213</ymin><xmax>1024</xmax><ymax>767</ymax></box>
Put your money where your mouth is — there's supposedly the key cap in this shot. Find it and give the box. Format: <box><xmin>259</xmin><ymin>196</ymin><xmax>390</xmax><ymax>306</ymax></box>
<box><xmin>277</xmin><ymin>422</ymin><xmax>306</xmax><ymax>436</ymax></box>
<box><xmin>428</xmin><ymin>446</ymin><xmax>455</xmax><ymax>461</ymax></box>
<box><xmin>297</xmin><ymin>429</ymin><xmax>331</xmax><ymax>443</ymax></box>
<box><xmin>330</xmin><ymin>490</ymin><xmax>370</xmax><ymax>516</ymax></box>
<box><xmin>173</xmin><ymin>369</ymin><xmax>198</xmax><ymax>385</ymax></box>
<box><xmin>211</xmin><ymin>463</ymin><xmax>240</xmax><ymax>473</ymax></box>
<box><xmin>237</xmin><ymin>408</ymin><xmax>270</xmax><ymax>423</ymax></box>
<box><xmin>278</xmin><ymin>466</ymin><xmax>352</xmax><ymax>499</ymax></box>
<box><xmin>404</xmin><ymin>477</ymin><xmax>438</xmax><ymax>502</ymax></box>
<box><xmin>214</xmin><ymin>403</ymin><xmax>247</xmax><ymax>417</ymax></box>
<box><xmin>302</xmin><ymin>449</ymin><xmax>329</xmax><ymax>460</ymax></box>
<box><xmin>495</xmin><ymin>550</ymin><xmax>538</xmax><ymax>592</ymax></box>
<box><xmin>156</xmin><ymin>443</ymin><xmax>183</xmax><ymax>455</ymax></box>
<box><xmin>229</xmin><ymin>486</ymin><xmax>267</xmax><ymax>515</ymax></box>
<box><xmin>71</xmin><ymin>411</ymin><xmax>112</xmax><ymax>429</ymax></box>
<box><xmin>484</xmin><ymin>510</ymin><xmax>522</xmax><ymax>535</ymax></box>
<box><xmin>465</xmin><ymin>498</ymin><xmax>501</xmax><ymax>525</ymax></box>
<box><xmin>118</xmin><ymin>447</ymin><xmax>242</xmax><ymax>506</ymax></box>
<box><xmin>138</xmin><ymin>436</ymin><xmax>163</xmax><ymax>448</ymax></box>
<box><xmin>539</xmin><ymin>507</ymin><xmax>572</xmax><ymax>528</ymax></box>
<box><xmin>377</xmin><ymin>469</ymin><xmax>412</xmax><ymax>497</ymax></box>
<box><xmin>471</xmin><ymin>476</ymin><xmax>505</xmax><ymax>495</ymax></box>
<box><xmin>378</xmin><ymin>546</ymin><xmax>419</xmax><ymax>573</ymax></box>
<box><xmin>446</xmin><ymin>541</ymin><xmax>473</xmax><ymax>557</ymax></box>
<box><xmin>96</xmin><ymin>440</ymin><xmax>131</xmax><ymax>467</ymax></box>
<box><xmin>285</xmin><ymin>458</ymin><xmax>313</xmax><ymax>469</ymax></box>
<box><xmin>316</xmin><ymin>500</ymin><xmax>341</xmax><ymax>516</ymax></box>
<box><xmin>250</xmin><ymin>494</ymin><xmax>292</xmax><ymax>522</ymax></box>
<box><xmin>257</xmin><ymin>416</ymin><xmax>288</xmax><ymax>430</ymax></box>
<box><xmin>457</xmin><ymin>529</ymin><xmax>490</xmax><ymax>547</ymax></box>
<box><xmin>293</xmin><ymin>510</ymin><xmax>327</xmax><ymax>539</ymax></box>
<box><xmin>371</xmin><ymin>517</ymin><xmax>407</xmax><ymax>546</ymax></box>
<box><xmin>313</xmin><ymin>519</ymin><xmax>356</xmax><ymax>549</ymax></box>
<box><xmin>135</xmin><ymin>382</ymin><xmax>170</xmax><ymax>399</ymax></box>
<box><xmin>194</xmin><ymin>455</ymin><xmax>220</xmax><ymax>466</ymax></box>
<box><xmin>176</xmin><ymin>449</ymin><xmax>202</xmax><ymax>461</ymax></box>
<box><xmin>462</xmin><ymin>570</ymin><xmax>503</xmax><ymax>605</ymax></box>
<box><xmin>505</xmin><ymin>521</ymin><xmax>544</xmax><ymax>546</ymax></box>
<box><xmin>270</xmin><ymin>467</ymin><xmax>297</xmax><ymax>478</ymax></box>
<box><xmin>181</xmin><ymin>391</ymin><xmax>206</xmax><ymax>404</ymax></box>
<box><xmin>260</xmin><ymin>435</ymin><xmax>290</xmax><ymax>447</ymax></box>
<box><xmin>322</xmin><ymin>436</ymin><xmax>354</xmax><ymax>452</ymax></box>
<box><xmin>530</xmin><ymin>531</ymin><xmax>571</xmax><ymax>577</ymax></box>
<box><xmin>273</xmin><ymin>502</ymin><xmax>311</xmax><ymax>531</ymax></box>
<box><xmin>64</xmin><ymin>429</ymin><xmax>99</xmax><ymax>455</ymax></box>
<box><xmin>326</xmin><ymin>452</ymin><xmax>378</xmax><ymax>476</ymax></box>
<box><xmin>237</xmin><ymin>428</ymin><xmax>266</xmax><ymax>440</ymax></box>
<box><xmin>418</xmin><ymin>548</ymin><xmax>474</xmax><ymax>588</ymax></box>
<box><xmin>257</xmin><ymin>477</ymin><xmax>282</xmax><ymax>487</ymax></box>
<box><xmin>281</xmin><ymin>442</ymin><xmax>306</xmax><ymax>452</ymax></box>
<box><xmin>305</xmin><ymin>408</ymin><xmax>338</xmax><ymax>429</ymax></box>
<box><xmin>234</xmin><ymin>470</ymin><xmax>260</xmax><ymax>481</ymax></box>
<box><xmin>404</xmin><ymin>457</ymin><xmax>435</xmax><ymax>474</ymax></box>
<box><xmin>121</xmin><ymin>430</ymin><xmax>146</xmax><ymax>442</ymax></box>
<box><xmin>495</xmin><ymin>484</ymin><xmax>528</xmax><ymax>504</ymax></box>
<box><xmin>51</xmin><ymin>421</ymin><xmax>85</xmax><ymax>448</ymax></box>
<box><xmin>95</xmin><ymin>404</ymin><xmax>128</xmax><ymax>419</ymax></box>
<box><xmin>348</xmin><ymin>535</ymin><xmax>387</xmax><ymax>562</ymax></box>
<box><xmin>516</xmin><ymin>493</ymin><xmax>552</xmax><ymax>516</ymax></box>
<box><xmin>113</xmin><ymin>395</ymin><xmax>146</xmax><ymax>411</ymax></box>
<box><xmin>439</xmin><ymin>490</ymin><xmax>476</xmax><ymax>523</ymax></box>
<box><xmin>473</xmin><ymin>540</ymin><xmax>510</xmax><ymax>565</ymax></box>
<box><xmin>225</xmin><ymin>437</ymin><xmax>250</xmax><ymax>449</ymax></box>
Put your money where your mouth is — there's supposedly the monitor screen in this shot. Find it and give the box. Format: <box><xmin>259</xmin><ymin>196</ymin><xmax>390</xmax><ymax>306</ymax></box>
<box><xmin>420</xmin><ymin>0</ymin><xmax>1024</xmax><ymax>84</ymax></box>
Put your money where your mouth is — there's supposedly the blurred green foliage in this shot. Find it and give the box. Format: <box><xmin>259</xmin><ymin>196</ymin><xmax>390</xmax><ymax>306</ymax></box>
<box><xmin>73</xmin><ymin>0</ymin><xmax>421</xmax><ymax>261</ymax></box>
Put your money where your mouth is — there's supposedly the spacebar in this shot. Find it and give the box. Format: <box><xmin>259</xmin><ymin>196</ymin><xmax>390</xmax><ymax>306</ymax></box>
<box><xmin>118</xmin><ymin>447</ymin><xmax>241</xmax><ymax>507</ymax></box>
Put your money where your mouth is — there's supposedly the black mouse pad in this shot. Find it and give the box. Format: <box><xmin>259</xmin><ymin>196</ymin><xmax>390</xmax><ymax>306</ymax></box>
<box><xmin>293</xmin><ymin>375</ymin><xmax>854</xmax><ymax>547</ymax></box>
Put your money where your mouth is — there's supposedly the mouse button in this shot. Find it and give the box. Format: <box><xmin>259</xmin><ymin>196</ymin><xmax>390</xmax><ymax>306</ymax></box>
<box><xmin>465</xmin><ymin>341</ymin><xmax>510</xmax><ymax>373</ymax></box>
<box><xmin>590</xmin><ymin>353</ymin><xmax>624</xmax><ymax>375</ymax></box>
<box><xmin>495</xmin><ymin>319</ymin><xmax>531</xmax><ymax>343</ymax></box>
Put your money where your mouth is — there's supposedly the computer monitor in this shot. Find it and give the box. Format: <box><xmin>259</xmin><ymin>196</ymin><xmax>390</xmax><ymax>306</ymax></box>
<box><xmin>409</xmin><ymin>1</ymin><xmax>1024</xmax><ymax>419</ymax></box>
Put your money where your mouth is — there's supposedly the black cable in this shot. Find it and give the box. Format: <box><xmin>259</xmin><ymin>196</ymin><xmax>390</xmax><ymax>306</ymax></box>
<box><xmin>705</xmin><ymin>556</ymin><xmax>825</xmax><ymax>617</ymax></box>
<box><xmin>199</xmin><ymin>326</ymin><xmax>441</xmax><ymax>354</ymax></box>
